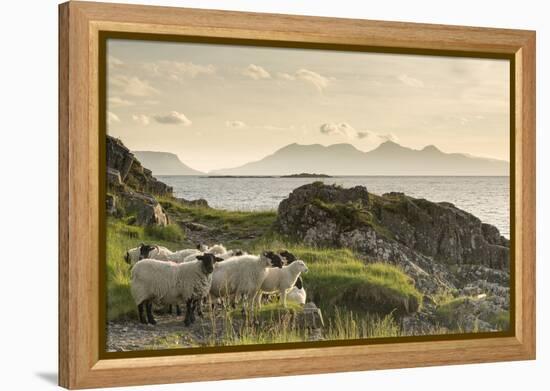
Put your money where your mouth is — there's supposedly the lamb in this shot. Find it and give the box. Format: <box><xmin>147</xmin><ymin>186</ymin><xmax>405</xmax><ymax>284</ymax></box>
<box><xmin>258</xmin><ymin>260</ymin><xmax>309</xmax><ymax>308</ymax></box>
<box><xmin>131</xmin><ymin>253</ymin><xmax>222</xmax><ymax>326</ymax></box>
<box><xmin>210</xmin><ymin>251</ymin><xmax>284</xmax><ymax>310</ymax></box>
<box><xmin>286</xmin><ymin>276</ymin><xmax>307</xmax><ymax>305</ymax></box>
<box><xmin>124</xmin><ymin>243</ymin><xmax>201</xmax><ymax>266</ymax></box>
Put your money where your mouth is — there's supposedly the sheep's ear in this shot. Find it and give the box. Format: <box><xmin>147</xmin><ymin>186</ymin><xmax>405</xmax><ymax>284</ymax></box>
<box><xmin>196</xmin><ymin>255</ymin><xmax>205</xmax><ymax>261</ymax></box>
<box><xmin>215</xmin><ymin>257</ymin><xmax>223</xmax><ymax>263</ymax></box>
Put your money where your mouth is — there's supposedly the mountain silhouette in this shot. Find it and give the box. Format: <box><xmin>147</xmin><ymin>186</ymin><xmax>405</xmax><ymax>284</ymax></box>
<box><xmin>209</xmin><ymin>141</ymin><xmax>508</xmax><ymax>176</ymax></box>
<box><xmin>132</xmin><ymin>151</ymin><xmax>203</xmax><ymax>176</ymax></box>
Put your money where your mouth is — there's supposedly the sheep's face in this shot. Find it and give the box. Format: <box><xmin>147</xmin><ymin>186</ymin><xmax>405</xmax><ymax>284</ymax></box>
<box><xmin>139</xmin><ymin>244</ymin><xmax>156</xmax><ymax>260</ymax></box>
<box><xmin>196</xmin><ymin>243</ymin><xmax>209</xmax><ymax>252</ymax></box>
<box><xmin>280</xmin><ymin>250</ymin><xmax>297</xmax><ymax>264</ymax></box>
<box><xmin>294</xmin><ymin>260</ymin><xmax>309</xmax><ymax>274</ymax></box>
<box><xmin>125</xmin><ymin>247</ymin><xmax>141</xmax><ymax>266</ymax></box>
<box><xmin>263</xmin><ymin>251</ymin><xmax>284</xmax><ymax>268</ymax></box>
<box><xmin>232</xmin><ymin>249</ymin><xmax>244</xmax><ymax>256</ymax></box>
<box><xmin>197</xmin><ymin>253</ymin><xmax>223</xmax><ymax>274</ymax></box>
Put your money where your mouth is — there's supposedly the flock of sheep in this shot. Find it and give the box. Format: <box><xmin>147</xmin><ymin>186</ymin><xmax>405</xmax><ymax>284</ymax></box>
<box><xmin>125</xmin><ymin>244</ymin><xmax>309</xmax><ymax>326</ymax></box>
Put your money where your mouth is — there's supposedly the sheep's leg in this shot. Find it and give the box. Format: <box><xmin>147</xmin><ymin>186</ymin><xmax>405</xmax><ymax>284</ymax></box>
<box><xmin>176</xmin><ymin>305</ymin><xmax>182</xmax><ymax>316</ymax></box>
<box><xmin>281</xmin><ymin>290</ymin><xmax>287</xmax><ymax>308</ymax></box>
<box><xmin>256</xmin><ymin>292</ymin><xmax>262</xmax><ymax>309</ymax></box>
<box><xmin>197</xmin><ymin>298</ymin><xmax>204</xmax><ymax>318</ymax></box>
<box><xmin>145</xmin><ymin>300</ymin><xmax>156</xmax><ymax>325</ymax></box>
<box><xmin>167</xmin><ymin>304</ymin><xmax>173</xmax><ymax>314</ymax></box>
<box><xmin>137</xmin><ymin>302</ymin><xmax>147</xmax><ymax>324</ymax></box>
<box><xmin>184</xmin><ymin>298</ymin><xmax>194</xmax><ymax>326</ymax></box>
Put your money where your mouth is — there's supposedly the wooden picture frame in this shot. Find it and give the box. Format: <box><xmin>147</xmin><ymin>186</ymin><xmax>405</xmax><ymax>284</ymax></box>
<box><xmin>59</xmin><ymin>1</ymin><xmax>536</xmax><ymax>389</ymax></box>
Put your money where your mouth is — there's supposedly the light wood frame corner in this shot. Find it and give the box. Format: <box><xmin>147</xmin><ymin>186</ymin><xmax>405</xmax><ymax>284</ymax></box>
<box><xmin>59</xmin><ymin>1</ymin><xmax>536</xmax><ymax>389</ymax></box>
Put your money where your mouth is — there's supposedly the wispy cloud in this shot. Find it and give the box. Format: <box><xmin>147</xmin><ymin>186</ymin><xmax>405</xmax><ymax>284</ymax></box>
<box><xmin>320</xmin><ymin>122</ymin><xmax>398</xmax><ymax>143</ymax></box>
<box><xmin>225</xmin><ymin>120</ymin><xmax>247</xmax><ymax>129</ymax></box>
<box><xmin>277</xmin><ymin>69</ymin><xmax>331</xmax><ymax>92</ymax></box>
<box><xmin>108</xmin><ymin>56</ymin><xmax>124</xmax><ymax>68</ymax></box>
<box><xmin>143</xmin><ymin>61</ymin><xmax>216</xmax><ymax>80</ymax></box>
<box><xmin>397</xmin><ymin>74</ymin><xmax>424</xmax><ymax>88</ymax></box>
<box><xmin>242</xmin><ymin>64</ymin><xmax>271</xmax><ymax>80</ymax></box>
<box><xmin>107</xmin><ymin>111</ymin><xmax>120</xmax><ymax>125</ymax></box>
<box><xmin>108</xmin><ymin>96</ymin><xmax>134</xmax><ymax>108</ymax></box>
<box><xmin>132</xmin><ymin>114</ymin><xmax>150</xmax><ymax>126</ymax></box>
<box><xmin>153</xmin><ymin>111</ymin><xmax>192</xmax><ymax>126</ymax></box>
<box><xmin>110</xmin><ymin>75</ymin><xmax>159</xmax><ymax>97</ymax></box>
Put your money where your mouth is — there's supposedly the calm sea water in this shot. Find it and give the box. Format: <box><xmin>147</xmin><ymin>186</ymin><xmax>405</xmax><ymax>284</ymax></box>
<box><xmin>158</xmin><ymin>176</ymin><xmax>510</xmax><ymax>238</ymax></box>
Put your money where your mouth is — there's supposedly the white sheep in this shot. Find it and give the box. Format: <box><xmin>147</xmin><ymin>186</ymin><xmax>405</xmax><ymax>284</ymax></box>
<box><xmin>286</xmin><ymin>277</ymin><xmax>307</xmax><ymax>305</ymax></box>
<box><xmin>124</xmin><ymin>244</ymin><xmax>201</xmax><ymax>266</ymax></box>
<box><xmin>131</xmin><ymin>253</ymin><xmax>222</xmax><ymax>325</ymax></box>
<box><xmin>210</xmin><ymin>251</ymin><xmax>284</xmax><ymax>310</ymax></box>
<box><xmin>258</xmin><ymin>260</ymin><xmax>309</xmax><ymax>308</ymax></box>
<box><xmin>183</xmin><ymin>248</ymin><xmax>245</xmax><ymax>263</ymax></box>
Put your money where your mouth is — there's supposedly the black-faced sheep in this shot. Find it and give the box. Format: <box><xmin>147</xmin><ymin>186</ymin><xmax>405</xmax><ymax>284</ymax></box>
<box><xmin>131</xmin><ymin>253</ymin><xmax>222</xmax><ymax>326</ymax></box>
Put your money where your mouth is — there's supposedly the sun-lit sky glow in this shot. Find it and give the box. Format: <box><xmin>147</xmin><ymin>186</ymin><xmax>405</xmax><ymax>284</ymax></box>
<box><xmin>107</xmin><ymin>39</ymin><xmax>510</xmax><ymax>172</ymax></box>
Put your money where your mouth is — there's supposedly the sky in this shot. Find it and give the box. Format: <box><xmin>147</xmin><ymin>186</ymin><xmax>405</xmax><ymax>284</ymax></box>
<box><xmin>106</xmin><ymin>39</ymin><xmax>510</xmax><ymax>172</ymax></box>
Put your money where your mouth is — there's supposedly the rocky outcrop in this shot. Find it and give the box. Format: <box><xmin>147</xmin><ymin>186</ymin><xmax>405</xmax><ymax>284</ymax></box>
<box><xmin>276</xmin><ymin>183</ymin><xmax>510</xmax><ymax>332</ymax></box>
<box><xmin>107</xmin><ymin>136</ymin><xmax>173</xmax><ymax>196</ymax></box>
<box><xmin>106</xmin><ymin>136</ymin><xmax>175</xmax><ymax>226</ymax></box>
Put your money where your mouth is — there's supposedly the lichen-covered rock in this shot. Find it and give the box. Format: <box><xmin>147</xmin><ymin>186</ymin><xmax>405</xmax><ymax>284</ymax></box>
<box><xmin>119</xmin><ymin>191</ymin><xmax>169</xmax><ymax>226</ymax></box>
<box><xmin>276</xmin><ymin>182</ymin><xmax>510</xmax><ymax>300</ymax></box>
<box><xmin>106</xmin><ymin>136</ymin><xmax>173</xmax><ymax>196</ymax></box>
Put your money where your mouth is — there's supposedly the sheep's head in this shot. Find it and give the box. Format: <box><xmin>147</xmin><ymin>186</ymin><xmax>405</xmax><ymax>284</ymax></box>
<box><xmin>232</xmin><ymin>249</ymin><xmax>244</xmax><ymax>256</ymax></box>
<box><xmin>262</xmin><ymin>251</ymin><xmax>284</xmax><ymax>268</ymax></box>
<box><xmin>280</xmin><ymin>250</ymin><xmax>297</xmax><ymax>264</ymax></box>
<box><xmin>139</xmin><ymin>243</ymin><xmax>157</xmax><ymax>260</ymax></box>
<box><xmin>197</xmin><ymin>253</ymin><xmax>223</xmax><ymax>274</ymax></box>
<box><xmin>125</xmin><ymin>247</ymin><xmax>141</xmax><ymax>266</ymax></box>
<box><xmin>292</xmin><ymin>260</ymin><xmax>309</xmax><ymax>274</ymax></box>
<box><xmin>196</xmin><ymin>243</ymin><xmax>209</xmax><ymax>252</ymax></box>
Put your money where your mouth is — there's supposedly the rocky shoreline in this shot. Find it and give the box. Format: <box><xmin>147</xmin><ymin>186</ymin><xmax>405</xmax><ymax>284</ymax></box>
<box><xmin>277</xmin><ymin>182</ymin><xmax>510</xmax><ymax>333</ymax></box>
<box><xmin>105</xmin><ymin>135</ymin><xmax>510</xmax><ymax>347</ymax></box>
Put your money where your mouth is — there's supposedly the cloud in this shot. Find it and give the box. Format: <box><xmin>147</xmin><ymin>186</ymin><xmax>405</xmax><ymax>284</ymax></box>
<box><xmin>143</xmin><ymin>61</ymin><xmax>216</xmax><ymax>80</ymax></box>
<box><xmin>132</xmin><ymin>114</ymin><xmax>150</xmax><ymax>126</ymax></box>
<box><xmin>296</xmin><ymin>69</ymin><xmax>330</xmax><ymax>92</ymax></box>
<box><xmin>108</xmin><ymin>96</ymin><xmax>134</xmax><ymax>108</ymax></box>
<box><xmin>110</xmin><ymin>75</ymin><xmax>159</xmax><ymax>97</ymax></box>
<box><xmin>243</xmin><ymin>64</ymin><xmax>271</xmax><ymax>80</ymax></box>
<box><xmin>107</xmin><ymin>111</ymin><xmax>120</xmax><ymax>125</ymax></box>
<box><xmin>225</xmin><ymin>120</ymin><xmax>247</xmax><ymax>129</ymax></box>
<box><xmin>277</xmin><ymin>72</ymin><xmax>296</xmax><ymax>81</ymax></box>
<box><xmin>397</xmin><ymin>74</ymin><xmax>424</xmax><ymax>88</ymax></box>
<box><xmin>277</xmin><ymin>69</ymin><xmax>330</xmax><ymax>92</ymax></box>
<box><xmin>320</xmin><ymin>122</ymin><xmax>398</xmax><ymax>143</ymax></box>
<box><xmin>108</xmin><ymin>56</ymin><xmax>124</xmax><ymax>68</ymax></box>
<box><xmin>153</xmin><ymin>111</ymin><xmax>192</xmax><ymax>126</ymax></box>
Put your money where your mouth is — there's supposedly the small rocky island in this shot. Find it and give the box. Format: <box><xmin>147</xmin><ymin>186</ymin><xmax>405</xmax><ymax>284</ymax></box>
<box><xmin>281</xmin><ymin>173</ymin><xmax>332</xmax><ymax>178</ymax></box>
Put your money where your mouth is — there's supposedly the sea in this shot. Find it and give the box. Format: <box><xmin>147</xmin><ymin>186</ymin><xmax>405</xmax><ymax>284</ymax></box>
<box><xmin>158</xmin><ymin>176</ymin><xmax>510</xmax><ymax>238</ymax></box>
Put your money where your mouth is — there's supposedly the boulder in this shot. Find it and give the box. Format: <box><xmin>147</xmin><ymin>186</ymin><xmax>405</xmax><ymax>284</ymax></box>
<box><xmin>295</xmin><ymin>303</ymin><xmax>325</xmax><ymax>329</ymax></box>
<box><xmin>175</xmin><ymin>197</ymin><xmax>209</xmax><ymax>208</ymax></box>
<box><xmin>119</xmin><ymin>191</ymin><xmax>169</xmax><ymax>226</ymax></box>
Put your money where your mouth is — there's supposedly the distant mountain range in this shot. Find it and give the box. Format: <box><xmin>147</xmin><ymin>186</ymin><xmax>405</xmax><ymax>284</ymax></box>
<box><xmin>132</xmin><ymin>151</ymin><xmax>204</xmax><ymax>176</ymax></box>
<box><xmin>209</xmin><ymin>141</ymin><xmax>509</xmax><ymax>176</ymax></box>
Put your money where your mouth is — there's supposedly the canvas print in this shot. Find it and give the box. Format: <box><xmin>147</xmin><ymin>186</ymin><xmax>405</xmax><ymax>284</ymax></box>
<box><xmin>105</xmin><ymin>39</ymin><xmax>510</xmax><ymax>353</ymax></box>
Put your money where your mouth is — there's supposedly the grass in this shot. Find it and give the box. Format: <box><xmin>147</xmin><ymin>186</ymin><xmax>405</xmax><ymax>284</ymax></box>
<box><xmin>248</xmin><ymin>237</ymin><xmax>422</xmax><ymax>316</ymax></box>
<box><xmin>106</xmin><ymin>202</ymin><xmax>423</xmax><ymax>346</ymax></box>
<box><xmin>106</xmin><ymin>217</ymin><xmax>187</xmax><ymax>320</ymax></box>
